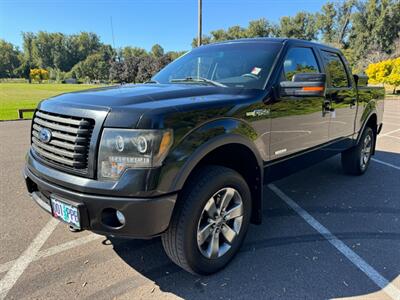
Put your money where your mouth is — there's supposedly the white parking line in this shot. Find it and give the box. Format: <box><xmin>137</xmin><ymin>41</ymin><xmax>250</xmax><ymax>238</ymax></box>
<box><xmin>0</xmin><ymin>218</ymin><xmax>59</xmax><ymax>300</ymax></box>
<box><xmin>0</xmin><ymin>233</ymin><xmax>102</xmax><ymax>274</ymax></box>
<box><xmin>372</xmin><ymin>158</ymin><xmax>400</xmax><ymax>170</ymax></box>
<box><xmin>268</xmin><ymin>184</ymin><xmax>400</xmax><ymax>300</ymax></box>
<box><xmin>37</xmin><ymin>233</ymin><xmax>102</xmax><ymax>259</ymax></box>
<box><xmin>382</xmin><ymin>122</ymin><xmax>400</xmax><ymax>126</ymax></box>
<box><xmin>381</xmin><ymin>135</ymin><xmax>400</xmax><ymax>141</ymax></box>
<box><xmin>381</xmin><ymin>128</ymin><xmax>400</xmax><ymax>137</ymax></box>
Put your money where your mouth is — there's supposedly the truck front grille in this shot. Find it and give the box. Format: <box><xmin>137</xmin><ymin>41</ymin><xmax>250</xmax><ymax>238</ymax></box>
<box><xmin>31</xmin><ymin>110</ymin><xmax>95</xmax><ymax>173</ymax></box>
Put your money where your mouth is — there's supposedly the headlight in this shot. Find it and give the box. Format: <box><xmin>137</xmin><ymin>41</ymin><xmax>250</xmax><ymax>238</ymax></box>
<box><xmin>98</xmin><ymin>129</ymin><xmax>173</xmax><ymax>180</ymax></box>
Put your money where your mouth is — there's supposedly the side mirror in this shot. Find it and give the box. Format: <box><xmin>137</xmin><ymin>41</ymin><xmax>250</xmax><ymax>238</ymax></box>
<box><xmin>280</xmin><ymin>73</ymin><xmax>326</xmax><ymax>97</ymax></box>
<box><xmin>354</xmin><ymin>74</ymin><xmax>368</xmax><ymax>87</ymax></box>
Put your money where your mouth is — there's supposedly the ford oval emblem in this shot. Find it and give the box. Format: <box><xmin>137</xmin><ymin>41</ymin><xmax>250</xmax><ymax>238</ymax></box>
<box><xmin>39</xmin><ymin>128</ymin><xmax>52</xmax><ymax>143</ymax></box>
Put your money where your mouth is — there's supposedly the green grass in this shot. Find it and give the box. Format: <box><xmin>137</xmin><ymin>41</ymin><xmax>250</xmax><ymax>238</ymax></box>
<box><xmin>385</xmin><ymin>92</ymin><xmax>400</xmax><ymax>100</ymax></box>
<box><xmin>0</xmin><ymin>83</ymin><xmax>99</xmax><ymax>120</ymax></box>
<box><xmin>384</xmin><ymin>86</ymin><xmax>400</xmax><ymax>99</ymax></box>
<box><xmin>1</xmin><ymin>82</ymin><xmax>398</xmax><ymax>121</ymax></box>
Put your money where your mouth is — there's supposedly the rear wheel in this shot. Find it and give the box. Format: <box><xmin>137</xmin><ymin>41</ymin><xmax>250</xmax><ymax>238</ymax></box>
<box><xmin>341</xmin><ymin>126</ymin><xmax>374</xmax><ymax>175</ymax></box>
<box><xmin>161</xmin><ymin>165</ymin><xmax>251</xmax><ymax>275</ymax></box>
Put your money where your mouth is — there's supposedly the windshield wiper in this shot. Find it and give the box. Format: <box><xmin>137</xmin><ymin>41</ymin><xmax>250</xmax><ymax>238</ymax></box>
<box><xmin>170</xmin><ymin>77</ymin><xmax>227</xmax><ymax>87</ymax></box>
<box><xmin>145</xmin><ymin>79</ymin><xmax>159</xmax><ymax>84</ymax></box>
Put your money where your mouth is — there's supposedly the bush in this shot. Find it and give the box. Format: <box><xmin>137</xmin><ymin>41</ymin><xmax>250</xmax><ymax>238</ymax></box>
<box><xmin>48</xmin><ymin>68</ymin><xmax>67</xmax><ymax>83</ymax></box>
<box><xmin>30</xmin><ymin>68</ymin><xmax>49</xmax><ymax>83</ymax></box>
<box><xmin>387</xmin><ymin>58</ymin><xmax>400</xmax><ymax>93</ymax></box>
<box><xmin>366</xmin><ymin>58</ymin><xmax>400</xmax><ymax>94</ymax></box>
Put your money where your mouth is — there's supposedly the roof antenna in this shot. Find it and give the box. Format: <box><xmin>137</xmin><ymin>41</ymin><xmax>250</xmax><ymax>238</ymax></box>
<box><xmin>110</xmin><ymin>16</ymin><xmax>119</xmax><ymax>62</ymax></box>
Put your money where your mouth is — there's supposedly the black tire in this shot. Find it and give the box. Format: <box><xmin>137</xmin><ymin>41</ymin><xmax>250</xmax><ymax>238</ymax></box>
<box><xmin>341</xmin><ymin>126</ymin><xmax>375</xmax><ymax>175</ymax></box>
<box><xmin>161</xmin><ymin>165</ymin><xmax>252</xmax><ymax>275</ymax></box>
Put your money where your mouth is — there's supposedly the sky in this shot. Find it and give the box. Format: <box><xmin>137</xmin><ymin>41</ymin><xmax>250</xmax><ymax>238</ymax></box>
<box><xmin>0</xmin><ymin>0</ymin><xmax>326</xmax><ymax>52</ymax></box>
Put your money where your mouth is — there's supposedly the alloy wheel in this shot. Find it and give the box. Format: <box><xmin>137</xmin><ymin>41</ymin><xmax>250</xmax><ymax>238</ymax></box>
<box><xmin>360</xmin><ymin>134</ymin><xmax>372</xmax><ymax>169</ymax></box>
<box><xmin>196</xmin><ymin>187</ymin><xmax>244</xmax><ymax>259</ymax></box>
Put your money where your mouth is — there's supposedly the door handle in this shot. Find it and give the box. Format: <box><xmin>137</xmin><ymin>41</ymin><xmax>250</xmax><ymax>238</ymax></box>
<box><xmin>350</xmin><ymin>98</ymin><xmax>357</xmax><ymax>108</ymax></box>
<box><xmin>322</xmin><ymin>100</ymin><xmax>333</xmax><ymax>117</ymax></box>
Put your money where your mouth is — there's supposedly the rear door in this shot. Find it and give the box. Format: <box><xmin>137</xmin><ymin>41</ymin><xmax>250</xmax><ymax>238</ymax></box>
<box><xmin>321</xmin><ymin>50</ymin><xmax>357</xmax><ymax>141</ymax></box>
<box><xmin>269</xmin><ymin>45</ymin><xmax>329</xmax><ymax>159</ymax></box>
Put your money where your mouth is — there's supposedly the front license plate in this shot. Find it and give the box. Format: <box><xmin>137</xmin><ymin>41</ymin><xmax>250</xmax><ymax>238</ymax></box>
<box><xmin>51</xmin><ymin>197</ymin><xmax>80</xmax><ymax>229</ymax></box>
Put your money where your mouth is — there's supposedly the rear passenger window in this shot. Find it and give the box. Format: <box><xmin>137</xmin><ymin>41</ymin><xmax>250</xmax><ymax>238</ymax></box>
<box><xmin>283</xmin><ymin>47</ymin><xmax>320</xmax><ymax>81</ymax></box>
<box><xmin>322</xmin><ymin>51</ymin><xmax>349</xmax><ymax>88</ymax></box>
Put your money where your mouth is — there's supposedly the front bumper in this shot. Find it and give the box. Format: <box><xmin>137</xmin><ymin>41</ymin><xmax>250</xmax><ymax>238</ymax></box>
<box><xmin>24</xmin><ymin>165</ymin><xmax>177</xmax><ymax>238</ymax></box>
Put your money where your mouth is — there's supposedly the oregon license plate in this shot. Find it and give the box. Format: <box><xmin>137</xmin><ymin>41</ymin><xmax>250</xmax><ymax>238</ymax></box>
<box><xmin>51</xmin><ymin>197</ymin><xmax>80</xmax><ymax>229</ymax></box>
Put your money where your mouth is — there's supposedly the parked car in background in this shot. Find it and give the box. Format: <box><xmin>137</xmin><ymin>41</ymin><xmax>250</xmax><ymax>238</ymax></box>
<box><xmin>24</xmin><ymin>38</ymin><xmax>384</xmax><ymax>274</ymax></box>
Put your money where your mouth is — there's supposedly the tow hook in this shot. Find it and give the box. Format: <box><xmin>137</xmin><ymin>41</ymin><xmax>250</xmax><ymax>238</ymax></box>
<box><xmin>69</xmin><ymin>225</ymin><xmax>82</xmax><ymax>233</ymax></box>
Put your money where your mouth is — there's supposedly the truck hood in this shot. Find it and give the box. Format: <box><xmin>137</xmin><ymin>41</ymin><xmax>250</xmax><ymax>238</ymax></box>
<box><xmin>39</xmin><ymin>84</ymin><xmax>263</xmax><ymax>128</ymax></box>
<box><xmin>43</xmin><ymin>83</ymin><xmax>256</xmax><ymax>107</ymax></box>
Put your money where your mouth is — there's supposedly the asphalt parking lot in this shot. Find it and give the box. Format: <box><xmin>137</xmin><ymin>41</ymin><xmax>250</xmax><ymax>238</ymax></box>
<box><xmin>0</xmin><ymin>100</ymin><xmax>399</xmax><ymax>300</ymax></box>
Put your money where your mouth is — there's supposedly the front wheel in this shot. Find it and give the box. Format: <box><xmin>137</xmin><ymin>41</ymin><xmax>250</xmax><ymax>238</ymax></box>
<box><xmin>161</xmin><ymin>165</ymin><xmax>251</xmax><ymax>275</ymax></box>
<box><xmin>341</xmin><ymin>126</ymin><xmax>374</xmax><ymax>175</ymax></box>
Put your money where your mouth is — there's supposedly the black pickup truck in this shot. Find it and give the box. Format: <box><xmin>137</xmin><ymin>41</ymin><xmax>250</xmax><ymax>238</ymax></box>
<box><xmin>24</xmin><ymin>38</ymin><xmax>384</xmax><ymax>274</ymax></box>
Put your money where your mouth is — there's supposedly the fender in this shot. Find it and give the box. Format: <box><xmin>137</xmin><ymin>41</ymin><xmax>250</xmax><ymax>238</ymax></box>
<box><xmin>356</xmin><ymin>103</ymin><xmax>377</xmax><ymax>144</ymax></box>
<box><xmin>355</xmin><ymin>101</ymin><xmax>379</xmax><ymax>155</ymax></box>
<box><xmin>159</xmin><ymin>118</ymin><xmax>264</xmax><ymax>223</ymax></box>
<box><xmin>170</xmin><ymin>118</ymin><xmax>262</xmax><ymax>188</ymax></box>
<box><xmin>173</xmin><ymin>133</ymin><xmax>263</xmax><ymax>190</ymax></box>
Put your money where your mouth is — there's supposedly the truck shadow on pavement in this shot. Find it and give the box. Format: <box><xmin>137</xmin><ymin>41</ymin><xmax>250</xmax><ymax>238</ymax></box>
<box><xmin>109</xmin><ymin>152</ymin><xmax>400</xmax><ymax>299</ymax></box>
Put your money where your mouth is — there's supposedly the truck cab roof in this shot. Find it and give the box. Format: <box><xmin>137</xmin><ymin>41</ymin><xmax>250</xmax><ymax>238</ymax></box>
<box><xmin>206</xmin><ymin>37</ymin><xmax>341</xmax><ymax>53</ymax></box>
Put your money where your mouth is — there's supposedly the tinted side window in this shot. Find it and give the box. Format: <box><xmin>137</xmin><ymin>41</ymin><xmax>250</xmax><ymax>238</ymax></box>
<box><xmin>322</xmin><ymin>51</ymin><xmax>349</xmax><ymax>88</ymax></box>
<box><xmin>283</xmin><ymin>47</ymin><xmax>320</xmax><ymax>81</ymax></box>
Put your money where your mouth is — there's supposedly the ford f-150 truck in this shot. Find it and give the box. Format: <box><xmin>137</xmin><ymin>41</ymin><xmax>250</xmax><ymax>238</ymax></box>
<box><xmin>24</xmin><ymin>38</ymin><xmax>384</xmax><ymax>274</ymax></box>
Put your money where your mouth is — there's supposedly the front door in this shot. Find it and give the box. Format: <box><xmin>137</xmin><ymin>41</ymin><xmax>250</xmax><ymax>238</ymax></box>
<box><xmin>269</xmin><ymin>46</ymin><xmax>329</xmax><ymax>160</ymax></box>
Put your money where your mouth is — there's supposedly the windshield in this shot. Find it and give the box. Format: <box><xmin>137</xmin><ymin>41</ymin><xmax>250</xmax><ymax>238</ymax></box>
<box><xmin>153</xmin><ymin>41</ymin><xmax>282</xmax><ymax>90</ymax></box>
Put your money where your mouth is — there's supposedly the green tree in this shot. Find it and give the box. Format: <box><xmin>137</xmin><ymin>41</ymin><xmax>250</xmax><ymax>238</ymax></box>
<box><xmin>191</xmin><ymin>19</ymin><xmax>276</xmax><ymax>48</ymax></box>
<box><xmin>19</xmin><ymin>32</ymin><xmax>36</xmax><ymax>82</ymax></box>
<box><xmin>136</xmin><ymin>55</ymin><xmax>171</xmax><ymax>83</ymax></box>
<box><xmin>279</xmin><ymin>12</ymin><xmax>317</xmax><ymax>40</ymax></box>
<box><xmin>71</xmin><ymin>32</ymin><xmax>101</xmax><ymax>62</ymax></box>
<box><xmin>315</xmin><ymin>0</ymin><xmax>356</xmax><ymax>47</ymax></box>
<box><xmin>109</xmin><ymin>60</ymin><xmax>127</xmax><ymax>83</ymax></box>
<box><xmin>350</xmin><ymin>0</ymin><xmax>400</xmax><ymax>69</ymax></box>
<box><xmin>0</xmin><ymin>39</ymin><xmax>21</xmax><ymax>77</ymax></box>
<box><xmin>124</xmin><ymin>56</ymin><xmax>141</xmax><ymax>83</ymax></box>
<box><xmin>121</xmin><ymin>46</ymin><xmax>148</xmax><ymax>58</ymax></box>
<box><xmin>335</xmin><ymin>0</ymin><xmax>355</xmax><ymax>47</ymax></box>
<box><xmin>52</xmin><ymin>33</ymin><xmax>70</xmax><ymax>71</ymax></box>
<box><xmin>151</xmin><ymin>44</ymin><xmax>164</xmax><ymax>58</ymax></box>
<box><xmin>210</xmin><ymin>29</ymin><xmax>228</xmax><ymax>42</ymax></box>
<box><xmin>246</xmin><ymin>18</ymin><xmax>275</xmax><ymax>38</ymax></box>
<box><xmin>191</xmin><ymin>35</ymin><xmax>212</xmax><ymax>48</ymax></box>
<box><xmin>71</xmin><ymin>45</ymin><xmax>114</xmax><ymax>82</ymax></box>
<box><xmin>373</xmin><ymin>0</ymin><xmax>400</xmax><ymax>54</ymax></box>
<box><xmin>33</xmin><ymin>31</ymin><xmax>54</xmax><ymax>68</ymax></box>
<box><xmin>165</xmin><ymin>50</ymin><xmax>186</xmax><ymax>60</ymax></box>
<box><xmin>316</xmin><ymin>2</ymin><xmax>337</xmax><ymax>44</ymax></box>
<box><xmin>226</xmin><ymin>25</ymin><xmax>247</xmax><ymax>40</ymax></box>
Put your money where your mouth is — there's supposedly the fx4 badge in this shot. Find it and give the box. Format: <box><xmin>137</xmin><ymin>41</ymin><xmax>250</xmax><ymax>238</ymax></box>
<box><xmin>246</xmin><ymin>109</ymin><xmax>270</xmax><ymax>117</ymax></box>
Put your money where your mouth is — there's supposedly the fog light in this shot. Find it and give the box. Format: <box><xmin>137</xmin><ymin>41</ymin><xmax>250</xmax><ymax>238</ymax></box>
<box><xmin>116</xmin><ymin>210</ymin><xmax>126</xmax><ymax>225</ymax></box>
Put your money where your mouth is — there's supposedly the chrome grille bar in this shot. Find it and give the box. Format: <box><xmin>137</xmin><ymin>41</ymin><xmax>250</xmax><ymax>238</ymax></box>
<box><xmin>31</xmin><ymin>110</ymin><xmax>94</xmax><ymax>172</ymax></box>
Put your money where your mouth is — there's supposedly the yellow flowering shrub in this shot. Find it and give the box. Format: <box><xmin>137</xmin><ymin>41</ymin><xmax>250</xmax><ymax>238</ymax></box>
<box><xmin>366</xmin><ymin>58</ymin><xmax>400</xmax><ymax>93</ymax></box>
<box><xmin>387</xmin><ymin>58</ymin><xmax>400</xmax><ymax>91</ymax></box>
<box><xmin>30</xmin><ymin>68</ymin><xmax>49</xmax><ymax>83</ymax></box>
